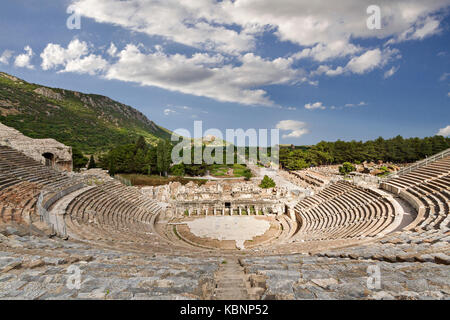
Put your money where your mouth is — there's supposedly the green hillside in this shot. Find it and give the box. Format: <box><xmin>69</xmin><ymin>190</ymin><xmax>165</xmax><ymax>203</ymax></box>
<box><xmin>0</xmin><ymin>72</ymin><xmax>171</xmax><ymax>154</ymax></box>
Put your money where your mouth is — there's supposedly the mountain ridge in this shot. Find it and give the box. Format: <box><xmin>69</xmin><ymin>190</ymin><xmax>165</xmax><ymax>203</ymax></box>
<box><xmin>0</xmin><ymin>72</ymin><xmax>171</xmax><ymax>154</ymax></box>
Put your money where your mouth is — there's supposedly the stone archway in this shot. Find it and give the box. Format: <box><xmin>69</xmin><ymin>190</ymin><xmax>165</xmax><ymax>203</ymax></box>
<box><xmin>42</xmin><ymin>152</ymin><xmax>55</xmax><ymax>167</ymax></box>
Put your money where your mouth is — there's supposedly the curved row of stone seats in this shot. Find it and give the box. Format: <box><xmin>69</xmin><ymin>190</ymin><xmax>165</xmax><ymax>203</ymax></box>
<box><xmin>64</xmin><ymin>216</ymin><xmax>182</xmax><ymax>254</ymax></box>
<box><xmin>66</xmin><ymin>182</ymin><xmax>162</xmax><ymax>224</ymax></box>
<box><xmin>385</xmin><ymin>156</ymin><xmax>450</xmax><ymax>189</ymax></box>
<box><xmin>0</xmin><ymin>231</ymin><xmax>220</xmax><ymax>300</ymax></box>
<box><xmin>381</xmin><ymin>156</ymin><xmax>450</xmax><ymax>232</ymax></box>
<box><xmin>64</xmin><ymin>206</ymin><xmax>200</xmax><ymax>255</ymax></box>
<box><xmin>0</xmin><ymin>145</ymin><xmax>76</xmax><ymax>223</ymax></box>
<box><xmin>295</xmin><ymin>181</ymin><xmax>355</xmax><ymax>211</ymax></box>
<box><xmin>0</xmin><ymin>181</ymin><xmax>41</xmax><ymax>223</ymax></box>
<box><xmin>290</xmin><ymin>170</ymin><xmax>328</xmax><ymax>188</ymax></box>
<box><xmin>62</xmin><ymin>181</ymin><xmax>188</xmax><ymax>253</ymax></box>
<box><xmin>316</xmin><ymin>228</ymin><xmax>450</xmax><ymax>265</ymax></box>
<box><xmin>240</xmin><ymin>253</ymin><xmax>449</xmax><ymax>300</ymax></box>
<box><xmin>293</xmin><ymin>181</ymin><xmax>397</xmax><ymax>241</ymax></box>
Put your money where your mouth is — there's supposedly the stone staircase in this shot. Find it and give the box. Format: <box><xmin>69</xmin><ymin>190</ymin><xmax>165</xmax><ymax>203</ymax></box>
<box><xmin>213</xmin><ymin>259</ymin><xmax>251</xmax><ymax>300</ymax></box>
<box><xmin>212</xmin><ymin>258</ymin><xmax>267</xmax><ymax>300</ymax></box>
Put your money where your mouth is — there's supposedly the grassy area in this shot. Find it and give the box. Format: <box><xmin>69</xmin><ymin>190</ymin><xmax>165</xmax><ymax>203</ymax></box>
<box><xmin>118</xmin><ymin>174</ymin><xmax>207</xmax><ymax>186</ymax></box>
<box><xmin>208</xmin><ymin>163</ymin><xmax>250</xmax><ymax>178</ymax></box>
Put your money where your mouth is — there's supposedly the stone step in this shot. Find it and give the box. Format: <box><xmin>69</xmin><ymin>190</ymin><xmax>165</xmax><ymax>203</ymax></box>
<box><xmin>213</xmin><ymin>259</ymin><xmax>251</xmax><ymax>300</ymax></box>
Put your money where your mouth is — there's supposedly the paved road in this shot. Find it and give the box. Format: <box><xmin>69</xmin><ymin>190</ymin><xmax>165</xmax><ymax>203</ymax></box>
<box><xmin>248</xmin><ymin>163</ymin><xmax>307</xmax><ymax>193</ymax></box>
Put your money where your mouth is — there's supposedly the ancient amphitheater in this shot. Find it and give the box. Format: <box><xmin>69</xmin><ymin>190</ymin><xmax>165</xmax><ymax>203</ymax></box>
<box><xmin>0</xmin><ymin>126</ymin><xmax>449</xmax><ymax>300</ymax></box>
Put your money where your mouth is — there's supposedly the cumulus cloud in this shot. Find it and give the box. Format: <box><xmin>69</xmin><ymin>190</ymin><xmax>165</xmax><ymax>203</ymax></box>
<box><xmin>70</xmin><ymin>0</ymin><xmax>255</xmax><ymax>55</ymax></box>
<box><xmin>293</xmin><ymin>40</ymin><xmax>362</xmax><ymax>62</ymax></box>
<box><xmin>387</xmin><ymin>16</ymin><xmax>442</xmax><ymax>45</ymax></box>
<box><xmin>14</xmin><ymin>46</ymin><xmax>34</xmax><ymax>69</ymax></box>
<box><xmin>0</xmin><ymin>50</ymin><xmax>13</xmax><ymax>65</ymax></box>
<box><xmin>63</xmin><ymin>54</ymin><xmax>108</xmax><ymax>75</ymax></box>
<box><xmin>70</xmin><ymin>0</ymin><xmax>450</xmax><ymax>57</ymax></box>
<box><xmin>346</xmin><ymin>49</ymin><xmax>384</xmax><ymax>74</ymax></box>
<box><xmin>313</xmin><ymin>48</ymin><xmax>400</xmax><ymax>77</ymax></box>
<box><xmin>305</xmin><ymin>102</ymin><xmax>326</xmax><ymax>110</ymax></box>
<box><xmin>437</xmin><ymin>125</ymin><xmax>450</xmax><ymax>137</ymax></box>
<box><xmin>31</xmin><ymin>0</ymin><xmax>450</xmax><ymax>105</ymax></box>
<box><xmin>276</xmin><ymin>120</ymin><xmax>309</xmax><ymax>139</ymax></box>
<box><xmin>104</xmin><ymin>44</ymin><xmax>302</xmax><ymax>106</ymax></box>
<box><xmin>41</xmin><ymin>39</ymin><xmax>108</xmax><ymax>75</ymax></box>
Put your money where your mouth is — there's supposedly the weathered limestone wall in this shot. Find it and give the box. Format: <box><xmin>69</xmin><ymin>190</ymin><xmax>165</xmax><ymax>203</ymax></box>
<box><xmin>0</xmin><ymin>122</ymin><xmax>72</xmax><ymax>172</ymax></box>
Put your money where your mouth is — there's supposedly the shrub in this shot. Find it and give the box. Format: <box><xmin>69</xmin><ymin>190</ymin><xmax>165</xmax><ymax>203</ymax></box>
<box><xmin>338</xmin><ymin>162</ymin><xmax>355</xmax><ymax>176</ymax></box>
<box><xmin>259</xmin><ymin>175</ymin><xmax>276</xmax><ymax>188</ymax></box>
<box><xmin>170</xmin><ymin>164</ymin><xmax>185</xmax><ymax>176</ymax></box>
<box><xmin>242</xmin><ymin>169</ymin><xmax>252</xmax><ymax>181</ymax></box>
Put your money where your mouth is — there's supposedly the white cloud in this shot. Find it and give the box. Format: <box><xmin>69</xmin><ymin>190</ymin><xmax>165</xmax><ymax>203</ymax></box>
<box><xmin>70</xmin><ymin>0</ymin><xmax>255</xmax><ymax>55</ymax></box>
<box><xmin>40</xmin><ymin>39</ymin><xmax>108</xmax><ymax>75</ymax></box>
<box><xmin>447</xmin><ymin>92</ymin><xmax>450</xmax><ymax>97</ymax></box>
<box><xmin>0</xmin><ymin>50</ymin><xmax>13</xmax><ymax>65</ymax></box>
<box><xmin>71</xmin><ymin>0</ymin><xmax>449</xmax><ymax>58</ymax></box>
<box><xmin>345</xmin><ymin>101</ymin><xmax>367</xmax><ymax>107</ymax></box>
<box><xmin>104</xmin><ymin>44</ymin><xmax>302</xmax><ymax>106</ymax></box>
<box><xmin>346</xmin><ymin>49</ymin><xmax>383</xmax><ymax>74</ymax></box>
<box><xmin>164</xmin><ymin>108</ymin><xmax>177</xmax><ymax>116</ymax></box>
<box><xmin>437</xmin><ymin>125</ymin><xmax>450</xmax><ymax>136</ymax></box>
<box><xmin>31</xmin><ymin>1</ymin><xmax>450</xmax><ymax>105</ymax></box>
<box><xmin>311</xmin><ymin>65</ymin><xmax>345</xmax><ymax>77</ymax></box>
<box><xmin>41</xmin><ymin>39</ymin><xmax>89</xmax><ymax>70</ymax></box>
<box><xmin>440</xmin><ymin>73</ymin><xmax>450</xmax><ymax>81</ymax></box>
<box><xmin>107</xmin><ymin>43</ymin><xmax>118</xmax><ymax>57</ymax></box>
<box><xmin>276</xmin><ymin>120</ymin><xmax>309</xmax><ymax>139</ymax></box>
<box><xmin>63</xmin><ymin>54</ymin><xmax>108</xmax><ymax>75</ymax></box>
<box><xmin>388</xmin><ymin>16</ymin><xmax>442</xmax><ymax>44</ymax></box>
<box><xmin>313</xmin><ymin>48</ymin><xmax>400</xmax><ymax>77</ymax></box>
<box><xmin>14</xmin><ymin>46</ymin><xmax>34</xmax><ymax>69</ymax></box>
<box><xmin>165</xmin><ymin>105</ymin><xmax>193</xmax><ymax>114</ymax></box>
<box><xmin>384</xmin><ymin>66</ymin><xmax>399</xmax><ymax>78</ymax></box>
<box><xmin>292</xmin><ymin>40</ymin><xmax>362</xmax><ymax>62</ymax></box>
<box><xmin>305</xmin><ymin>102</ymin><xmax>326</xmax><ymax>110</ymax></box>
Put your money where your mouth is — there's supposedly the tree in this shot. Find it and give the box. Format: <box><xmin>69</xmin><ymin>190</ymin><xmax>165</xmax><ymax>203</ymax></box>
<box><xmin>135</xmin><ymin>136</ymin><xmax>148</xmax><ymax>152</ymax></box>
<box><xmin>156</xmin><ymin>140</ymin><xmax>172</xmax><ymax>176</ymax></box>
<box><xmin>108</xmin><ymin>159</ymin><xmax>116</xmax><ymax>177</ymax></box>
<box><xmin>170</xmin><ymin>164</ymin><xmax>185</xmax><ymax>176</ymax></box>
<box><xmin>144</xmin><ymin>146</ymin><xmax>157</xmax><ymax>175</ymax></box>
<box><xmin>87</xmin><ymin>155</ymin><xmax>96</xmax><ymax>169</ymax></box>
<box><xmin>339</xmin><ymin>162</ymin><xmax>355</xmax><ymax>176</ymax></box>
<box><xmin>242</xmin><ymin>169</ymin><xmax>252</xmax><ymax>181</ymax></box>
<box><xmin>259</xmin><ymin>175</ymin><xmax>276</xmax><ymax>189</ymax></box>
<box><xmin>133</xmin><ymin>149</ymin><xmax>147</xmax><ymax>174</ymax></box>
<box><xmin>72</xmin><ymin>147</ymin><xmax>89</xmax><ymax>171</ymax></box>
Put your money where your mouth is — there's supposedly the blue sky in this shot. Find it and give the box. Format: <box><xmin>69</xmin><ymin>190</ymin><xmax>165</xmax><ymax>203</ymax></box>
<box><xmin>0</xmin><ymin>0</ymin><xmax>449</xmax><ymax>145</ymax></box>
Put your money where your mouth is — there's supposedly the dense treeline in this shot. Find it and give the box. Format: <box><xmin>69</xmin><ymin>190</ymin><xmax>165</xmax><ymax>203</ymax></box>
<box><xmin>280</xmin><ymin>135</ymin><xmax>450</xmax><ymax>171</ymax></box>
<box><xmin>95</xmin><ymin>137</ymin><xmax>254</xmax><ymax>177</ymax></box>
<box><xmin>98</xmin><ymin>137</ymin><xmax>172</xmax><ymax>176</ymax></box>
<box><xmin>78</xmin><ymin>134</ymin><xmax>449</xmax><ymax>175</ymax></box>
